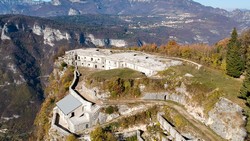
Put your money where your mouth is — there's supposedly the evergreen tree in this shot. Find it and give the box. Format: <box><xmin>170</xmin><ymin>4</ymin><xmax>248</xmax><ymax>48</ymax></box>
<box><xmin>239</xmin><ymin>30</ymin><xmax>250</xmax><ymax>138</ymax></box>
<box><xmin>240</xmin><ymin>31</ymin><xmax>250</xmax><ymax>104</ymax></box>
<box><xmin>226</xmin><ymin>28</ymin><xmax>244</xmax><ymax>78</ymax></box>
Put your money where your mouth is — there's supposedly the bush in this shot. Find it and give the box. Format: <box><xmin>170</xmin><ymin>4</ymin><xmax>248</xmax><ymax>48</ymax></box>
<box><xmin>61</xmin><ymin>62</ymin><xmax>68</xmax><ymax>68</ymax></box>
<box><xmin>105</xmin><ymin>106</ymin><xmax>118</xmax><ymax>115</ymax></box>
<box><xmin>90</xmin><ymin>126</ymin><xmax>117</xmax><ymax>141</ymax></box>
<box><xmin>66</xmin><ymin>134</ymin><xmax>78</xmax><ymax>141</ymax></box>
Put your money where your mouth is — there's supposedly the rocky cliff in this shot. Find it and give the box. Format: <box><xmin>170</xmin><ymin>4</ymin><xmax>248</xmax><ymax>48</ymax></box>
<box><xmin>0</xmin><ymin>14</ymin><xmax>129</xmax><ymax>140</ymax></box>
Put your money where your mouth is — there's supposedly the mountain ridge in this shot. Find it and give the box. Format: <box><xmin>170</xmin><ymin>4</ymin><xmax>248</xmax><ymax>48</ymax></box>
<box><xmin>0</xmin><ymin>0</ymin><xmax>250</xmax><ymax>139</ymax></box>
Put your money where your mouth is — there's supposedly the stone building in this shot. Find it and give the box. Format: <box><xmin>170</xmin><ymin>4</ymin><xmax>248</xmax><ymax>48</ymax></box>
<box><xmin>61</xmin><ymin>48</ymin><xmax>182</xmax><ymax>76</ymax></box>
<box><xmin>52</xmin><ymin>70</ymin><xmax>100</xmax><ymax>134</ymax></box>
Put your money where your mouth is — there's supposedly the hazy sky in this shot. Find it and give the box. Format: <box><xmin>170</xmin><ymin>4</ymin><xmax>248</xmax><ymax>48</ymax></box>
<box><xmin>193</xmin><ymin>0</ymin><xmax>250</xmax><ymax>10</ymax></box>
<box><xmin>40</xmin><ymin>0</ymin><xmax>250</xmax><ymax>10</ymax></box>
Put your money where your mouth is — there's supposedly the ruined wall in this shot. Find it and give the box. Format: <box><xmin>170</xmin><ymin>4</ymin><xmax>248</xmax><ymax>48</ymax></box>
<box><xmin>157</xmin><ymin>112</ymin><xmax>186</xmax><ymax>141</ymax></box>
<box><xmin>142</xmin><ymin>92</ymin><xmax>186</xmax><ymax>104</ymax></box>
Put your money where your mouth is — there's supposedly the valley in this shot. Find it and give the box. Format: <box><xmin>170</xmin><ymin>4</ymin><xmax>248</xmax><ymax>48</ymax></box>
<box><xmin>0</xmin><ymin>0</ymin><xmax>249</xmax><ymax>141</ymax></box>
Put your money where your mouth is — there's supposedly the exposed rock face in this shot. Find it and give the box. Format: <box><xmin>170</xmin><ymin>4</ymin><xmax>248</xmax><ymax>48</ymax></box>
<box><xmin>31</xmin><ymin>23</ymin><xmax>129</xmax><ymax>47</ymax></box>
<box><xmin>1</xmin><ymin>23</ymin><xmax>11</xmax><ymax>40</ymax></box>
<box><xmin>87</xmin><ymin>34</ymin><xmax>105</xmax><ymax>47</ymax></box>
<box><xmin>32</xmin><ymin>24</ymin><xmax>71</xmax><ymax>46</ymax></box>
<box><xmin>87</xmin><ymin>34</ymin><xmax>127</xmax><ymax>47</ymax></box>
<box><xmin>206</xmin><ymin>98</ymin><xmax>247</xmax><ymax>141</ymax></box>
<box><xmin>68</xmin><ymin>8</ymin><xmax>80</xmax><ymax>16</ymax></box>
<box><xmin>51</xmin><ymin>0</ymin><xmax>61</xmax><ymax>6</ymax></box>
<box><xmin>110</xmin><ymin>39</ymin><xmax>127</xmax><ymax>47</ymax></box>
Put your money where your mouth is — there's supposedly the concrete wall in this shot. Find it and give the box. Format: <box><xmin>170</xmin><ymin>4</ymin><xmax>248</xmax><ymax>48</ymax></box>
<box><xmin>105</xmin><ymin>59</ymin><xmax>122</xmax><ymax>70</ymax></box>
<box><xmin>72</xmin><ymin>121</ymin><xmax>90</xmax><ymax>133</ymax></box>
<box><xmin>63</xmin><ymin>51</ymin><xmax>159</xmax><ymax>77</ymax></box>
<box><xmin>157</xmin><ymin>113</ymin><xmax>186</xmax><ymax>141</ymax></box>
<box><xmin>142</xmin><ymin>92</ymin><xmax>186</xmax><ymax>104</ymax></box>
<box><xmin>51</xmin><ymin>107</ymin><xmax>71</xmax><ymax>135</ymax></box>
<box><xmin>68</xmin><ymin>105</ymin><xmax>84</xmax><ymax>117</ymax></box>
<box><xmin>75</xmin><ymin>55</ymin><xmax>105</xmax><ymax>69</ymax></box>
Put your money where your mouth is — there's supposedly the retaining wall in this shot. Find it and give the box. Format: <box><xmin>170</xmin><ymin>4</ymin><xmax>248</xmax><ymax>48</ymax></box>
<box><xmin>157</xmin><ymin>112</ymin><xmax>186</xmax><ymax>141</ymax></box>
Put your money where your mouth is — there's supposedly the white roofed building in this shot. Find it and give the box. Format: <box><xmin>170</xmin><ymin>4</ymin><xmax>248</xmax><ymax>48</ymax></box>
<box><xmin>51</xmin><ymin>69</ymin><xmax>100</xmax><ymax>134</ymax></box>
<box><xmin>62</xmin><ymin>48</ymin><xmax>182</xmax><ymax>76</ymax></box>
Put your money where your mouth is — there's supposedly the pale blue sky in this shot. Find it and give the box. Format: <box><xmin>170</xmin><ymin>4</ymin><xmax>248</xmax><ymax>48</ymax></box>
<box><xmin>193</xmin><ymin>0</ymin><xmax>250</xmax><ymax>10</ymax></box>
<box><xmin>40</xmin><ymin>0</ymin><xmax>250</xmax><ymax>10</ymax></box>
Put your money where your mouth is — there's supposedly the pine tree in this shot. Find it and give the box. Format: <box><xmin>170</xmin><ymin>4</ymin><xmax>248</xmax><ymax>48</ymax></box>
<box><xmin>240</xmin><ymin>31</ymin><xmax>250</xmax><ymax>105</ymax></box>
<box><xmin>239</xmin><ymin>30</ymin><xmax>250</xmax><ymax>138</ymax></box>
<box><xmin>226</xmin><ymin>28</ymin><xmax>244</xmax><ymax>78</ymax></box>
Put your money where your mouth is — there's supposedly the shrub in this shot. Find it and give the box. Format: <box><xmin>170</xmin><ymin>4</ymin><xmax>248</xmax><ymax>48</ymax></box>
<box><xmin>61</xmin><ymin>62</ymin><xmax>68</xmax><ymax>68</ymax></box>
<box><xmin>66</xmin><ymin>134</ymin><xmax>78</xmax><ymax>141</ymax></box>
<box><xmin>105</xmin><ymin>106</ymin><xmax>118</xmax><ymax>115</ymax></box>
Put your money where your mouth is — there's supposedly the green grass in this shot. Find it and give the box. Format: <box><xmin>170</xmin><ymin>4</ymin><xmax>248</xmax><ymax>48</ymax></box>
<box><xmin>163</xmin><ymin>106</ymin><xmax>189</xmax><ymax>130</ymax></box>
<box><xmin>88</xmin><ymin>68</ymin><xmax>146</xmax><ymax>80</ymax></box>
<box><xmin>163</xmin><ymin>65</ymin><xmax>244</xmax><ymax>107</ymax></box>
<box><xmin>203</xmin><ymin>90</ymin><xmax>224</xmax><ymax>116</ymax></box>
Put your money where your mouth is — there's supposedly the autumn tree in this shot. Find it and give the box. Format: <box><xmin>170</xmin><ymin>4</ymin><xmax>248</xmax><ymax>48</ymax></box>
<box><xmin>90</xmin><ymin>126</ymin><xmax>117</xmax><ymax>141</ymax></box>
<box><xmin>226</xmin><ymin>28</ymin><xmax>244</xmax><ymax>78</ymax></box>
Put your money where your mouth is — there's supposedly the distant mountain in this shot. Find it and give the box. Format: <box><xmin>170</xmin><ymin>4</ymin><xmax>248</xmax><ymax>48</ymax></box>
<box><xmin>0</xmin><ymin>0</ymin><xmax>250</xmax><ymax>139</ymax></box>
<box><xmin>0</xmin><ymin>0</ymin><xmax>249</xmax><ymax>44</ymax></box>
<box><xmin>0</xmin><ymin>0</ymin><xmax>235</xmax><ymax>17</ymax></box>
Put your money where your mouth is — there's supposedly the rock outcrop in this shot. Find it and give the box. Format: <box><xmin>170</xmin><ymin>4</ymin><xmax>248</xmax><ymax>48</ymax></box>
<box><xmin>206</xmin><ymin>98</ymin><xmax>247</xmax><ymax>141</ymax></box>
<box><xmin>33</xmin><ymin>24</ymin><xmax>71</xmax><ymax>46</ymax></box>
<box><xmin>1</xmin><ymin>23</ymin><xmax>11</xmax><ymax>40</ymax></box>
<box><xmin>68</xmin><ymin>8</ymin><xmax>80</xmax><ymax>16</ymax></box>
<box><xmin>87</xmin><ymin>34</ymin><xmax>127</xmax><ymax>47</ymax></box>
<box><xmin>51</xmin><ymin>0</ymin><xmax>61</xmax><ymax>6</ymax></box>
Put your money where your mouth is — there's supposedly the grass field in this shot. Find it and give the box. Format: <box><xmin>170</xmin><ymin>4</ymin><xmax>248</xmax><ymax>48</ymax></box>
<box><xmin>161</xmin><ymin>64</ymin><xmax>244</xmax><ymax>107</ymax></box>
<box><xmin>88</xmin><ymin>68</ymin><xmax>146</xmax><ymax>80</ymax></box>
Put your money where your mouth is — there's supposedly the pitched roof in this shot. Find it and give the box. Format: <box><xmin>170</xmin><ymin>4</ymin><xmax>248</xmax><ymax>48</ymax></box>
<box><xmin>56</xmin><ymin>94</ymin><xmax>82</xmax><ymax>115</ymax></box>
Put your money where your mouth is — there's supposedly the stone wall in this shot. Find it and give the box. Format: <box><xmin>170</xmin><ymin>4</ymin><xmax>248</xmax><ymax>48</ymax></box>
<box><xmin>157</xmin><ymin>112</ymin><xmax>186</xmax><ymax>141</ymax></box>
<box><xmin>142</xmin><ymin>92</ymin><xmax>186</xmax><ymax>104</ymax></box>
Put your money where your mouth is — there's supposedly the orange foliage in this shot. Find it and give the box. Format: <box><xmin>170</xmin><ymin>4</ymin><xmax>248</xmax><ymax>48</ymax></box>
<box><xmin>134</xmin><ymin>40</ymin><xmax>227</xmax><ymax>70</ymax></box>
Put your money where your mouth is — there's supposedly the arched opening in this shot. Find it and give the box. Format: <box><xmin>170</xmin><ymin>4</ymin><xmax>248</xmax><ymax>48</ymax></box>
<box><xmin>164</xmin><ymin>95</ymin><xmax>167</xmax><ymax>100</ymax></box>
<box><xmin>86</xmin><ymin>124</ymin><xmax>89</xmax><ymax>128</ymax></box>
<box><xmin>95</xmin><ymin>65</ymin><xmax>97</xmax><ymax>68</ymax></box>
